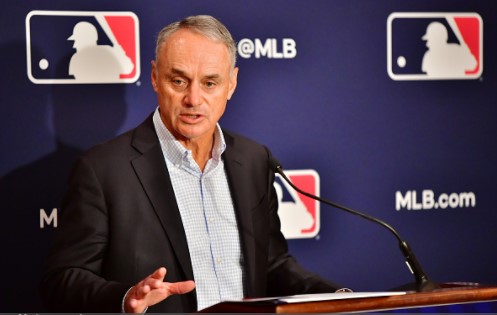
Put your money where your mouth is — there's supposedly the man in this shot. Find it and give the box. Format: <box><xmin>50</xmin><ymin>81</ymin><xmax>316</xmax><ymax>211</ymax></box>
<box><xmin>41</xmin><ymin>15</ymin><xmax>341</xmax><ymax>313</ymax></box>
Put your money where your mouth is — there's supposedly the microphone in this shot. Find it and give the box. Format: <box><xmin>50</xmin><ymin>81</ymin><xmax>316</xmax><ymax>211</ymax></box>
<box><xmin>268</xmin><ymin>157</ymin><xmax>438</xmax><ymax>292</ymax></box>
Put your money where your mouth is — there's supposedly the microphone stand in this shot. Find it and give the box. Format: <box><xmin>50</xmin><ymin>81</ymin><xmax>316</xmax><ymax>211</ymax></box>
<box><xmin>269</xmin><ymin>157</ymin><xmax>438</xmax><ymax>292</ymax></box>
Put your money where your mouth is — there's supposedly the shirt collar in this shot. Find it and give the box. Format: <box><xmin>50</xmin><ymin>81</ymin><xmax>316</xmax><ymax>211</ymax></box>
<box><xmin>152</xmin><ymin>108</ymin><xmax>226</xmax><ymax>167</ymax></box>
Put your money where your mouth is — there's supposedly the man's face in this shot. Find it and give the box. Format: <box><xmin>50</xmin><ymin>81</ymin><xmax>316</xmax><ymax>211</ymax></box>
<box><xmin>151</xmin><ymin>29</ymin><xmax>238</xmax><ymax>145</ymax></box>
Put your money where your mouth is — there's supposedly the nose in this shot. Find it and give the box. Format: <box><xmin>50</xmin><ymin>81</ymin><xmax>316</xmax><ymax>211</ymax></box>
<box><xmin>185</xmin><ymin>83</ymin><xmax>202</xmax><ymax>107</ymax></box>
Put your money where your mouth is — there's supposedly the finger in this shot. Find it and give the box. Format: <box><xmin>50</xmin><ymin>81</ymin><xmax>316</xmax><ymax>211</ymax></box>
<box><xmin>128</xmin><ymin>298</ymin><xmax>138</xmax><ymax>309</ymax></box>
<box><xmin>126</xmin><ymin>297</ymin><xmax>146</xmax><ymax>314</ymax></box>
<box><xmin>150</xmin><ymin>267</ymin><xmax>167</xmax><ymax>281</ymax></box>
<box><xmin>144</xmin><ymin>277</ymin><xmax>164</xmax><ymax>290</ymax></box>
<box><xmin>167</xmin><ymin>280</ymin><xmax>196</xmax><ymax>295</ymax></box>
<box><xmin>133</xmin><ymin>284</ymin><xmax>151</xmax><ymax>299</ymax></box>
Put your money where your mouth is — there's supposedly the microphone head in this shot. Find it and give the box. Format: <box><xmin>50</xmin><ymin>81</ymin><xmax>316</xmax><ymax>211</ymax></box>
<box><xmin>268</xmin><ymin>156</ymin><xmax>283</xmax><ymax>173</ymax></box>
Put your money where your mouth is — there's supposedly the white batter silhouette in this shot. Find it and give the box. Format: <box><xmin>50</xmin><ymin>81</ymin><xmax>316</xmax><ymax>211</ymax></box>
<box><xmin>421</xmin><ymin>22</ymin><xmax>476</xmax><ymax>78</ymax></box>
<box><xmin>67</xmin><ymin>21</ymin><xmax>133</xmax><ymax>82</ymax></box>
<box><xmin>275</xmin><ymin>181</ymin><xmax>314</xmax><ymax>239</ymax></box>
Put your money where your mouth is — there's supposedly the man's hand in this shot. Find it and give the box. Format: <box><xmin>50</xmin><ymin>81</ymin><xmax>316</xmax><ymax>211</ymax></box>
<box><xmin>124</xmin><ymin>267</ymin><xmax>195</xmax><ymax>313</ymax></box>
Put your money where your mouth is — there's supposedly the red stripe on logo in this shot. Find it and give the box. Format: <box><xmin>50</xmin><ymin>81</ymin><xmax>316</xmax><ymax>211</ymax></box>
<box><xmin>454</xmin><ymin>17</ymin><xmax>480</xmax><ymax>75</ymax></box>
<box><xmin>105</xmin><ymin>15</ymin><xmax>137</xmax><ymax>79</ymax></box>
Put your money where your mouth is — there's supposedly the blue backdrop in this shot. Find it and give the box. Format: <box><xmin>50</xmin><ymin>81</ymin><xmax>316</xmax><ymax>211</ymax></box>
<box><xmin>1</xmin><ymin>0</ymin><xmax>496</xmax><ymax>312</ymax></box>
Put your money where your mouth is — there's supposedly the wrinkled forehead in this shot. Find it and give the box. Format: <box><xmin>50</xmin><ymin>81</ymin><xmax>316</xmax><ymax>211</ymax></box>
<box><xmin>157</xmin><ymin>28</ymin><xmax>236</xmax><ymax>70</ymax></box>
<box><xmin>157</xmin><ymin>30</ymin><xmax>232</xmax><ymax>72</ymax></box>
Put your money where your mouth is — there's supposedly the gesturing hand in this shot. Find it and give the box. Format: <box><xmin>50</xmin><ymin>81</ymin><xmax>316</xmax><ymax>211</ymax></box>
<box><xmin>124</xmin><ymin>267</ymin><xmax>195</xmax><ymax>313</ymax></box>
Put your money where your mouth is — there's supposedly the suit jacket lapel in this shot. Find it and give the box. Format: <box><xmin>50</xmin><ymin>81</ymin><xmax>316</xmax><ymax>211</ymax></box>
<box><xmin>222</xmin><ymin>132</ymin><xmax>259</xmax><ymax>297</ymax></box>
<box><xmin>129</xmin><ymin>116</ymin><xmax>194</xmax><ymax>283</ymax></box>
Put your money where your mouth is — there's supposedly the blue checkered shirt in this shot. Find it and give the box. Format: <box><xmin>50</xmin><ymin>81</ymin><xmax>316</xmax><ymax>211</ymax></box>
<box><xmin>153</xmin><ymin>109</ymin><xmax>245</xmax><ymax>310</ymax></box>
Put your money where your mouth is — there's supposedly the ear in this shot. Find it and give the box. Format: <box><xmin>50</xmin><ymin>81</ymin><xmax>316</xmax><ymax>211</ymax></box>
<box><xmin>151</xmin><ymin>60</ymin><xmax>158</xmax><ymax>92</ymax></box>
<box><xmin>227</xmin><ymin>67</ymin><xmax>239</xmax><ymax>100</ymax></box>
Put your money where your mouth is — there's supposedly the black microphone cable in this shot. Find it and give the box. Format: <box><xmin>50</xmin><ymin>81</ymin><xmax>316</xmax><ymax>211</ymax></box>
<box><xmin>269</xmin><ymin>156</ymin><xmax>438</xmax><ymax>292</ymax></box>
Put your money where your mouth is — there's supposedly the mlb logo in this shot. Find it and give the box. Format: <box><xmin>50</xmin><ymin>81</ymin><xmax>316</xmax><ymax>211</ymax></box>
<box><xmin>25</xmin><ymin>10</ymin><xmax>140</xmax><ymax>84</ymax></box>
<box><xmin>275</xmin><ymin>170</ymin><xmax>320</xmax><ymax>239</ymax></box>
<box><xmin>387</xmin><ymin>12</ymin><xmax>483</xmax><ymax>80</ymax></box>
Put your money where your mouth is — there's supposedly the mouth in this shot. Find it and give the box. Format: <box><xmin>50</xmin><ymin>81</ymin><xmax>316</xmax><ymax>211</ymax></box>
<box><xmin>180</xmin><ymin>113</ymin><xmax>203</xmax><ymax>123</ymax></box>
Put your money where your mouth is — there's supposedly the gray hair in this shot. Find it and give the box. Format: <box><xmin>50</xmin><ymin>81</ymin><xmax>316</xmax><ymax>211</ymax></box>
<box><xmin>155</xmin><ymin>15</ymin><xmax>237</xmax><ymax>69</ymax></box>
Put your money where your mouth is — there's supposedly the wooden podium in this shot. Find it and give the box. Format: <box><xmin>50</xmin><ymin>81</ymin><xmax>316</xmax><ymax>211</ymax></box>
<box><xmin>200</xmin><ymin>285</ymin><xmax>497</xmax><ymax>313</ymax></box>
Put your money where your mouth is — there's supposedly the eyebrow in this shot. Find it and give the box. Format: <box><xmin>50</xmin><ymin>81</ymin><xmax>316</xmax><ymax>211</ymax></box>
<box><xmin>170</xmin><ymin>68</ymin><xmax>187</xmax><ymax>77</ymax></box>
<box><xmin>170</xmin><ymin>68</ymin><xmax>222</xmax><ymax>80</ymax></box>
<box><xmin>205</xmin><ymin>74</ymin><xmax>222</xmax><ymax>80</ymax></box>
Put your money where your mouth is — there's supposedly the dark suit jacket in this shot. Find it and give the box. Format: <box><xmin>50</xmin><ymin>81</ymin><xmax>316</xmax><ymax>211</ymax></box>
<box><xmin>40</xmin><ymin>115</ymin><xmax>339</xmax><ymax>312</ymax></box>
